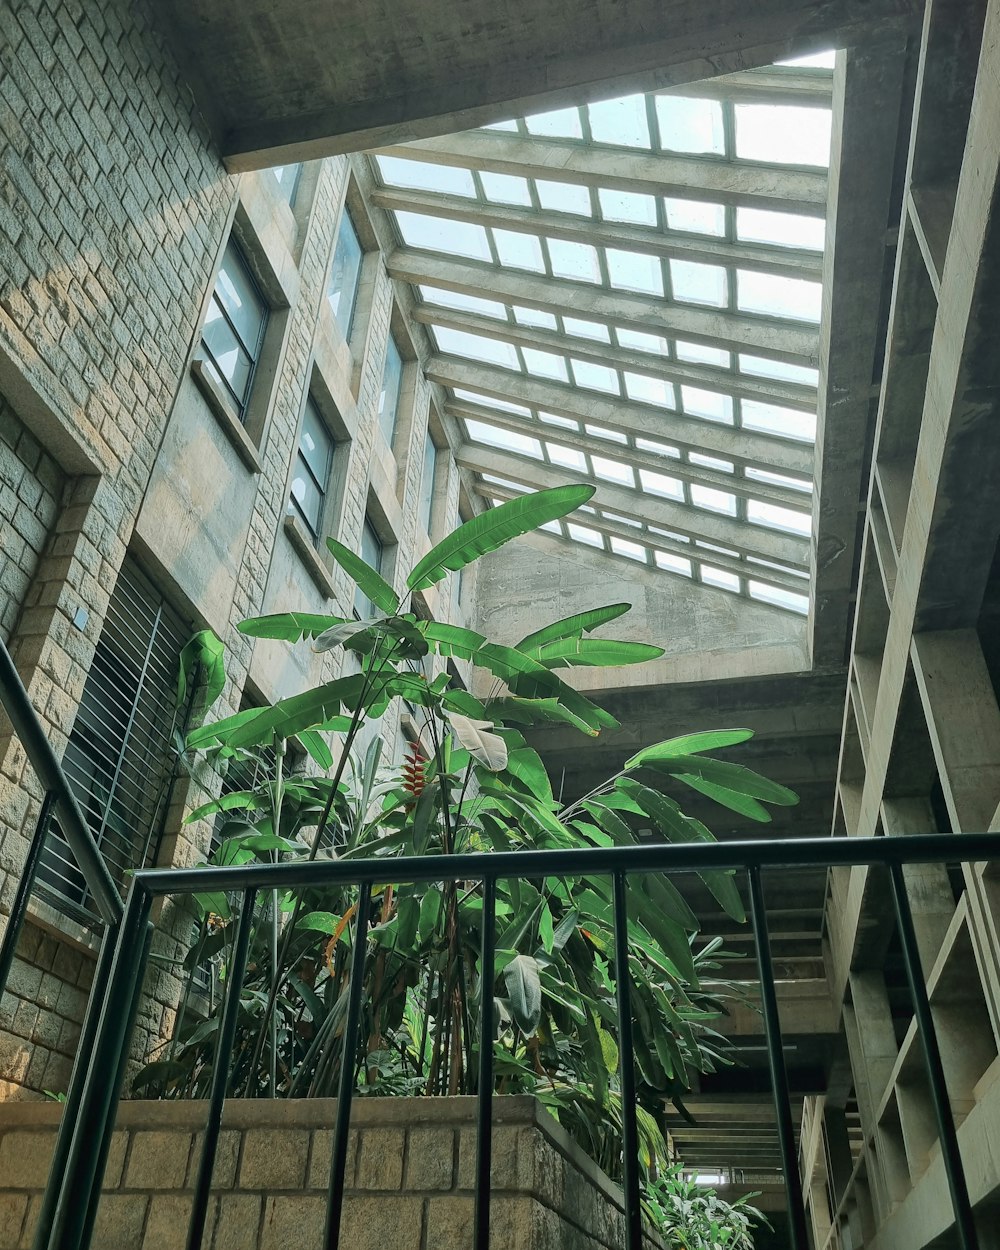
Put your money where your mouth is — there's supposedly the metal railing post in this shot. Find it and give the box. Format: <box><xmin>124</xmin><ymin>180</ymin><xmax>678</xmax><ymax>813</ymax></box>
<box><xmin>0</xmin><ymin>792</ymin><xmax>55</xmax><ymax>996</ymax></box>
<box><xmin>474</xmin><ymin>874</ymin><xmax>497</xmax><ymax>1250</ymax></box>
<box><xmin>747</xmin><ymin>865</ymin><xmax>810</xmax><ymax>1250</ymax></box>
<box><xmin>889</xmin><ymin>863</ymin><xmax>978</xmax><ymax>1250</ymax></box>
<box><xmin>612</xmin><ymin>872</ymin><xmax>643</xmax><ymax>1250</ymax></box>
<box><xmin>324</xmin><ymin>881</ymin><xmax>372</xmax><ymax>1249</ymax></box>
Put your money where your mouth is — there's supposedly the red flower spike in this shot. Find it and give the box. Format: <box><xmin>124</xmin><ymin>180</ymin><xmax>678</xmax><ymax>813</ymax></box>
<box><xmin>401</xmin><ymin>741</ymin><xmax>427</xmax><ymax>800</ymax></box>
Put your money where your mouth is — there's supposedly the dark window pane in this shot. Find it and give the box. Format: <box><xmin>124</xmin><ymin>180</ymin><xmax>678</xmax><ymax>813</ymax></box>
<box><xmin>378</xmin><ymin>336</ymin><xmax>404</xmax><ymax>443</ymax></box>
<box><xmin>420</xmin><ymin>435</ymin><xmax>437</xmax><ymax>532</ymax></box>
<box><xmin>202</xmin><ymin>299</ymin><xmax>253</xmax><ymax>403</ymax></box>
<box><xmin>329</xmin><ymin>210</ymin><xmax>363</xmax><ymax>340</ymax></box>
<box><xmin>300</xmin><ymin>399</ymin><xmax>334</xmax><ymax>482</ymax></box>
<box><xmin>217</xmin><ymin>241</ymin><xmax>267</xmax><ymax>354</ymax></box>
<box><xmin>290</xmin><ymin>468</ymin><xmax>324</xmax><ymax>536</ymax></box>
<box><xmin>355</xmin><ymin>519</ymin><xmax>384</xmax><ymax>618</ymax></box>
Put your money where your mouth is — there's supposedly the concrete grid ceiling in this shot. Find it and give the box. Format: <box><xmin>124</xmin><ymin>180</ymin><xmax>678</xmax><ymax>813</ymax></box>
<box><xmin>366</xmin><ymin>63</ymin><xmax>833</xmax><ymax>618</ymax></box>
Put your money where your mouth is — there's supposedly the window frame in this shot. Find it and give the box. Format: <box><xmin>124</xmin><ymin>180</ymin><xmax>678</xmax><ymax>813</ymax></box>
<box><xmin>328</xmin><ymin>206</ymin><xmax>364</xmax><ymax>342</ymax></box>
<box><xmin>289</xmin><ymin>395</ymin><xmax>337</xmax><ymax>543</ymax></box>
<box><xmin>200</xmin><ymin>238</ymin><xmax>270</xmax><ymax>426</ymax></box>
<box><xmin>355</xmin><ymin>517</ymin><xmax>385</xmax><ymax>620</ymax></box>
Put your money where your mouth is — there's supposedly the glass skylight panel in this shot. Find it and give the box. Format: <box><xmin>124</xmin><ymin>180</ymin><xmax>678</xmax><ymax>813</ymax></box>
<box><xmin>571</xmin><ymin>359</ymin><xmax>620</xmax><ymax>394</ymax></box>
<box><xmin>434</xmin><ymin>326</ymin><xmax>519</xmax><ymax>369</ymax></box>
<box><xmin>481</xmin><ymin>118</ymin><xmax>519</xmax><ymax>132</ymax></box>
<box><xmin>737</xmin><ymin>207</ymin><xmax>825</xmax><ymax>251</ymax></box>
<box><xmin>585</xmin><ymin>424</ymin><xmax>627</xmax><ymax>444</ymax></box>
<box><xmin>588</xmin><ymin>96</ymin><xmax>651</xmax><ymax>148</ymax></box>
<box><xmin>598</xmin><ymin>188</ymin><xmax>658</xmax><ymax>225</ymax></box>
<box><xmin>611</xmin><ymin>536</ymin><xmax>647</xmax><ymax>562</ymax></box>
<box><xmin>745</xmin><ymin>466</ymin><xmax>812</xmax><ymax>493</ymax></box>
<box><xmin>691</xmin><ymin>485</ymin><xmax>737</xmax><ymax>515</ymax></box>
<box><xmin>676</xmin><ymin>340</ymin><xmax>731</xmax><ymax>368</ymax></box>
<box><xmin>703</xmin><ymin>566</ymin><xmax>740</xmax><ymax>591</ymax></box>
<box><xmin>655</xmin><ymin>96</ymin><xmax>725</xmax><ymax>155</ymax></box>
<box><xmin>624</xmin><ymin>373</ymin><xmax>674</xmax><ymax>407</ymax></box>
<box><xmin>548</xmin><ymin>238</ymin><xmax>601</xmax><ymax>282</ymax></box>
<box><xmin>739</xmin><ymin>354</ymin><xmax>819</xmax><ymax>386</ymax></box>
<box><xmin>547</xmin><ymin>443</ymin><xmax>588</xmax><ymax>472</ymax></box>
<box><xmin>689</xmin><ymin>452</ymin><xmax>733</xmax><ymax>472</ymax></box>
<box><xmin>607</xmin><ymin>249</ymin><xmax>663</xmax><ymax>295</ymax></box>
<box><xmin>564</xmin><ymin>316</ymin><xmax>611</xmax><ymax>342</ymax></box>
<box><xmin>395</xmin><ymin>211</ymin><xmax>491</xmax><ymax>261</ymax></box>
<box><xmin>539</xmin><ymin>410</ymin><xmax>577</xmax><ymax>430</ymax></box>
<box><xmin>734</xmin><ymin>104</ymin><xmax>832</xmax><ymax>166</ymax></box>
<box><xmin>696</xmin><ymin>540</ymin><xmax>739</xmax><ymax>557</ymax></box>
<box><xmin>539</xmin><ymin>519</ymin><xmax>563</xmax><ymax>534</ymax></box>
<box><xmin>682</xmin><ymin>386</ymin><xmax>734</xmax><ymax>423</ymax></box>
<box><xmin>593</xmin><ymin>456</ymin><xmax>635</xmax><ymax>487</ymax></box>
<box><xmin>419</xmin><ymin>285</ymin><xmax>506</xmax><ymax>319</ymax></box>
<box><xmin>567</xmin><ymin>522</ymin><xmax>604</xmax><ymax>547</ymax></box>
<box><xmin>779</xmin><ymin>50</ymin><xmax>836</xmax><ymax>68</ymax></box>
<box><xmin>742</xmin><ymin>399</ymin><xmax>817</xmax><ymax>442</ymax></box>
<box><xmin>466</xmin><ymin>420</ymin><xmax>541</xmax><ymax>458</ymax></box>
<box><xmin>493</xmin><ymin>229</ymin><xmax>545</xmax><ymax>272</ymax></box>
<box><xmin>525</xmin><ymin>106</ymin><xmax>584</xmax><ymax>139</ymax></box>
<box><xmin>747</xmin><ymin>500</ymin><xmax>811</xmax><ymax>535</ymax></box>
<box><xmin>376</xmin><ymin>156</ymin><xmax>476</xmax><ymax>197</ymax></box>
<box><xmin>604</xmin><ymin>511</ymin><xmax>642</xmax><ymax>527</ymax></box>
<box><xmin>670</xmin><ymin>259</ymin><xmax>728</xmax><ymax>307</ymax></box>
<box><xmin>749</xmin><ymin>581</ymin><xmax>809</xmax><ymax>614</ymax></box>
<box><xmin>650</xmin><ymin>526</ymin><xmax>690</xmax><ymax>542</ymax></box>
<box><xmin>480</xmin><ymin>171</ymin><xmax>533</xmax><ymax>205</ymax></box>
<box><xmin>536</xmin><ymin>180</ymin><xmax>592</xmax><ymax>215</ymax></box>
<box><xmin>452</xmin><ymin>388</ymin><xmax>530</xmax><ymax>416</ymax></box>
<box><xmin>664</xmin><ymin>197</ymin><xmax>726</xmax><ymax>236</ymax></box>
<box><xmin>738</xmin><ymin>271</ymin><xmax>822</xmax><ymax>322</ymax></box>
<box><xmin>655</xmin><ymin>551</ymin><xmax>692</xmax><ymax>575</ymax></box>
<box><xmin>522</xmin><ymin>347</ymin><xmax>568</xmax><ymax>381</ymax></box>
<box><xmin>617</xmin><ymin>328</ymin><xmax>668</xmax><ymax>356</ymax></box>
<box><xmin>640</xmin><ymin>469</ymin><xmax>684</xmax><ymax>500</ymax></box>
<box><xmin>637</xmin><ymin>438</ymin><xmax>681</xmax><ymax>458</ymax></box>
<box><xmin>514</xmin><ymin>305</ymin><xmax>558</xmax><ymax>330</ymax></box>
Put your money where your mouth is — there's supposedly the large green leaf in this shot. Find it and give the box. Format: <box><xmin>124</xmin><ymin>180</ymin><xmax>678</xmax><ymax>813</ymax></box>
<box><xmin>224</xmin><ymin>674</ymin><xmax>368</xmax><ymax>749</ymax></box>
<box><xmin>534</xmin><ymin>637</ymin><xmax>664</xmax><ymax>669</ymax></box>
<box><xmin>186</xmin><ymin>704</ymin><xmax>275</xmax><ymax>751</ymax></box>
<box><xmin>446</xmin><ymin>713</ymin><xmax>508</xmax><ymax>771</ymax></box>
<box><xmin>503</xmin><ymin>953</ymin><xmax>542</xmax><ymax>1035</ymax></box>
<box><xmin>670</xmin><ymin>775</ymin><xmax>773</xmax><ymax>823</ymax></box>
<box><xmin>624</xmin><ymin>729</ymin><xmax>754</xmax><ymax>770</ymax></box>
<box><xmin>516</xmin><ymin>604</ymin><xmax>632</xmax><ymax>655</ymax></box>
<box><xmin>646</xmin><ymin>753</ymin><xmax>799</xmax><ymax>806</ymax></box>
<box><xmin>326</xmin><ymin>537</ymin><xmax>400</xmax><ymax>614</ymax></box>
<box><xmin>407</xmin><ymin>484</ymin><xmax>595</xmax><ymax>591</ymax></box>
<box><xmin>238</xmin><ymin>612</ymin><xmax>344</xmax><ymax>642</ymax></box>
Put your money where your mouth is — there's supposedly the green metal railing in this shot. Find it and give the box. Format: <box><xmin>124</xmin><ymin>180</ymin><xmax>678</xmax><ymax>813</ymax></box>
<box><xmin>34</xmin><ymin>831</ymin><xmax>1000</xmax><ymax>1250</ymax></box>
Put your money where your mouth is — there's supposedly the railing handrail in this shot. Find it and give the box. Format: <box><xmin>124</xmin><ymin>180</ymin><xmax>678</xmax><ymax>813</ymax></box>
<box><xmin>0</xmin><ymin>638</ymin><xmax>122</xmax><ymax>925</ymax></box>
<box><xmin>133</xmin><ymin>828</ymin><xmax>1000</xmax><ymax>896</ymax></box>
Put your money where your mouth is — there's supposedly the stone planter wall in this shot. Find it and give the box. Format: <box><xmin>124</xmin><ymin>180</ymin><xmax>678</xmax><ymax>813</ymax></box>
<box><xmin>0</xmin><ymin>1095</ymin><xmax>660</xmax><ymax>1250</ymax></box>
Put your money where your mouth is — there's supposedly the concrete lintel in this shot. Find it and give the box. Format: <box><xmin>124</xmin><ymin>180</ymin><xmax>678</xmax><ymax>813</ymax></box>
<box><xmin>378</xmin><ymin>132</ymin><xmax>828</xmax><ymax>212</ymax></box>
<box><xmin>371</xmin><ymin>185</ymin><xmax>825</xmax><ymax>280</ymax></box>
<box><xmin>388</xmin><ymin>250</ymin><xmax>820</xmax><ymax>363</ymax></box>
<box><xmin>428</xmin><ymin>356</ymin><xmax>816</xmax><ymax>474</ymax></box>
<box><xmin>170</xmin><ymin>0</ymin><xmax>921</xmax><ymax>168</ymax></box>
<box><xmin>457</xmin><ymin>442</ymin><xmax>811</xmax><ymax>565</ymax></box>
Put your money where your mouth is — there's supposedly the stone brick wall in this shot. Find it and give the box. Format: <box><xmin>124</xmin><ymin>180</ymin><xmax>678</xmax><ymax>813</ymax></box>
<box><xmin>0</xmin><ymin>398</ymin><xmax>65</xmax><ymax>644</ymax></box>
<box><xmin>0</xmin><ymin>1096</ymin><xmax>660</xmax><ymax>1250</ymax></box>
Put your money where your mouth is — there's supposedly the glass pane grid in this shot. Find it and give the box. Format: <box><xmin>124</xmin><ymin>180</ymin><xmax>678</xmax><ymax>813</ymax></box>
<box><xmin>371</xmin><ymin>61</ymin><xmax>830</xmax><ymax>616</ymax></box>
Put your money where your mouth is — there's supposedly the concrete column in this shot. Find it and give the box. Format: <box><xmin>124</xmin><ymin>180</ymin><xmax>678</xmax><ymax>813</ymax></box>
<box><xmin>882</xmin><ymin>798</ymin><xmax>956</xmax><ymax>967</ymax></box>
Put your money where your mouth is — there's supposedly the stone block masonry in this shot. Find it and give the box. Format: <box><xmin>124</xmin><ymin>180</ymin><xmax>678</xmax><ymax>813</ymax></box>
<box><xmin>0</xmin><ymin>1096</ymin><xmax>662</xmax><ymax>1250</ymax></box>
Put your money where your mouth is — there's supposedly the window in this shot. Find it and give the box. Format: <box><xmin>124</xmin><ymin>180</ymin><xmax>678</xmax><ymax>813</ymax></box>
<box><xmin>289</xmin><ymin>397</ymin><xmax>335</xmax><ymax>540</ymax></box>
<box><xmin>377</xmin><ymin>335</ymin><xmax>404</xmax><ymax>444</ymax></box>
<box><xmin>328</xmin><ymin>208</ymin><xmax>363</xmax><ymax>340</ymax></box>
<box><xmin>200</xmin><ymin>240</ymin><xmax>269</xmax><ymax>423</ymax></box>
<box><xmin>420</xmin><ymin>434</ymin><xmax>438</xmax><ymax>534</ymax></box>
<box><xmin>36</xmin><ymin>558</ymin><xmax>189</xmax><ymax>923</ymax></box>
<box><xmin>270</xmin><ymin>163</ymin><xmax>302</xmax><ymax>207</ymax></box>
<box><xmin>356</xmin><ymin>519</ymin><xmax>384</xmax><ymax>618</ymax></box>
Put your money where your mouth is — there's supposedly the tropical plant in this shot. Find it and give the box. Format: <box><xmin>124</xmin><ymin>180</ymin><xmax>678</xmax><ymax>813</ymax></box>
<box><xmin>138</xmin><ymin>484</ymin><xmax>797</xmax><ymax>1189</ymax></box>
<box><xmin>643</xmin><ymin>1165</ymin><xmax>772</xmax><ymax>1249</ymax></box>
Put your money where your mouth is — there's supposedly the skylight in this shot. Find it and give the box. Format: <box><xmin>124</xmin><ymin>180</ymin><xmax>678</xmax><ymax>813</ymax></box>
<box><xmin>372</xmin><ymin>59</ymin><xmax>833</xmax><ymax>615</ymax></box>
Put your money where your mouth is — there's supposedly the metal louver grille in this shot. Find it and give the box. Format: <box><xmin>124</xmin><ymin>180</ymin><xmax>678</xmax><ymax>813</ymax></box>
<box><xmin>37</xmin><ymin>557</ymin><xmax>189</xmax><ymax>925</ymax></box>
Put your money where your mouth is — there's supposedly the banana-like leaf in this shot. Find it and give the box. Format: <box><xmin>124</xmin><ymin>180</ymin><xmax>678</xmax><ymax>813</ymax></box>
<box><xmin>407</xmin><ymin>484</ymin><xmax>595</xmax><ymax>591</ymax></box>
<box><xmin>503</xmin><ymin>953</ymin><xmax>542</xmax><ymax>1035</ymax></box>
<box><xmin>326</xmin><ymin>537</ymin><xmax>400</xmax><ymax>614</ymax></box>
<box><xmin>238</xmin><ymin>612</ymin><xmax>345</xmax><ymax>642</ymax></box>
<box><xmin>533</xmin><ymin>637</ymin><xmax>665</xmax><ymax>669</ymax></box>
<box><xmin>624</xmin><ymin>728</ymin><xmax>754</xmax><ymax>770</ymax></box>
<box><xmin>446</xmin><ymin>712</ymin><xmax>508</xmax><ymax>771</ymax></box>
<box><xmin>516</xmin><ymin>603</ymin><xmax>632</xmax><ymax>655</ymax></box>
<box><xmin>646</xmin><ymin>753</ymin><xmax>799</xmax><ymax>806</ymax></box>
<box><xmin>313</xmin><ymin>616</ymin><xmax>392</xmax><ymax>650</ymax></box>
<box><xmin>672</xmin><ymin>775</ymin><xmax>773</xmax><ymax>822</ymax></box>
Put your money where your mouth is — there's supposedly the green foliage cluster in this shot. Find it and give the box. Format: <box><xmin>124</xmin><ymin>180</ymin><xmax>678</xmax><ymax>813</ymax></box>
<box><xmin>144</xmin><ymin>484</ymin><xmax>795</xmax><ymax>1233</ymax></box>
<box><xmin>643</xmin><ymin>1166</ymin><xmax>772</xmax><ymax>1249</ymax></box>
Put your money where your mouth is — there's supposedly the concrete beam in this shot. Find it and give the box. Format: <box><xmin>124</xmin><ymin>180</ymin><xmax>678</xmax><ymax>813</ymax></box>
<box><xmin>428</xmin><ymin>356</ymin><xmax>816</xmax><ymax>474</ymax></box>
<box><xmin>379</xmin><ymin>132</ymin><xmax>829</xmax><ymax>213</ymax></box>
<box><xmin>371</xmin><ymin>185</ymin><xmax>825</xmax><ymax>280</ymax></box>
<box><xmin>389</xmin><ymin>250</ymin><xmax>820</xmax><ymax>364</ymax></box>
<box><xmin>419</xmin><ymin>307</ymin><xmax>818</xmax><ymax>413</ymax></box>
<box><xmin>457</xmin><ymin>442</ymin><xmax>811</xmax><ymax>564</ymax></box>
<box><xmin>668</xmin><ymin>67</ymin><xmax>835</xmax><ymax>108</ymax></box>
<box><xmin>168</xmin><ymin>0</ymin><xmax>921</xmax><ymax>168</ymax></box>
